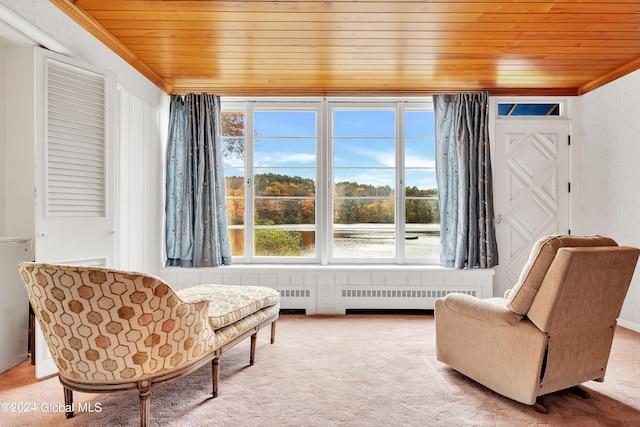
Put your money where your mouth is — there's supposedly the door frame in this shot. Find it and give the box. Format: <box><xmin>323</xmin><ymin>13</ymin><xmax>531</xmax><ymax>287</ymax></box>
<box><xmin>489</xmin><ymin>97</ymin><xmax>574</xmax><ymax>297</ymax></box>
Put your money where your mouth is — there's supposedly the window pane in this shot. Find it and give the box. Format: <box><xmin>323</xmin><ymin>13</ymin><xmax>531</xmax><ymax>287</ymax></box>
<box><xmin>255</xmin><ymin>198</ymin><xmax>315</xmax><ymax>225</ymax></box>
<box><xmin>405</xmin><ymin>169</ymin><xmax>437</xmax><ymax>192</ymax></box>
<box><xmin>498</xmin><ymin>103</ymin><xmax>560</xmax><ymax>116</ymax></box>
<box><xmin>334</xmin><ymin>199</ymin><xmax>395</xmax><ymax>224</ymax></box>
<box><xmin>334</xmin><ymin>178</ymin><xmax>394</xmax><ymax>198</ymax></box>
<box><xmin>332</xmin><ymin>228</ymin><xmax>395</xmax><ymax>258</ymax></box>
<box><xmin>254</xmin><ymin>228</ymin><xmax>315</xmax><ymax>257</ymax></box>
<box><xmin>332</xmin><ymin>108</ymin><xmax>396</xmax><ymax>259</ymax></box>
<box><xmin>404</xmin><ymin>224</ymin><xmax>440</xmax><ymax>258</ymax></box>
<box><xmin>226</xmin><ymin>164</ymin><xmax>245</xmax><ymax>262</ymax></box>
<box><xmin>405</xmin><ymin>111</ymin><xmax>434</xmax><ymax>136</ymax></box>
<box><xmin>254</xmin><ymin>137</ymin><xmax>316</xmax><ymax>167</ymax></box>
<box><xmin>254</xmin><ymin>111</ymin><xmax>316</xmax><ymax>137</ymax></box>
<box><xmin>228</xmin><ymin>228</ymin><xmax>244</xmax><ymax>256</ymax></box>
<box><xmin>221</xmin><ymin>111</ymin><xmax>245</xmax><ymax>167</ymax></box>
<box><xmin>252</xmin><ymin>110</ymin><xmax>317</xmax><ymax>258</ymax></box>
<box><xmin>254</xmin><ymin>170</ymin><xmax>316</xmax><ymax>197</ymax></box>
<box><xmin>227</xmin><ymin>197</ymin><xmax>244</xmax><ymax>226</ymax></box>
<box><xmin>333</xmin><ymin>168</ymin><xmax>395</xmax><ymax>193</ymax></box>
<box><xmin>222</xmin><ymin>111</ymin><xmax>246</xmax><ymax>257</ymax></box>
<box><xmin>404</xmin><ymin>110</ymin><xmax>438</xmax><ymax>259</ymax></box>
<box><xmin>334</xmin><ymin>138</ymin><xmax>395</xmax><ymax>167</ymax></box>
<box><xmin>405</xmin><ymin>138</ymin><xmax>435</xmax><ymax>168</ymax></box>
<box><xmin>334</xmin><ymin>110</ymin><xmax>395</xmax><ymax>137</ymax></box>
<box><xmin>405</xmin><ymin>198</ymin><xmax>439</xmax><ymax>224</ymax></box>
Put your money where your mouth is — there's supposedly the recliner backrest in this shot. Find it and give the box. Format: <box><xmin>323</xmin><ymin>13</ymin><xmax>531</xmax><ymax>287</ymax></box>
<box><xmin>527</xmin><ymin>246</ymin><xmax>640</xmax><ymax>333</ymax></box>
<box><xmin>506</xmin><ymin>235</ymin><xmax>617</xmax><ymax>315</ymax></box>
<box><xmin>524</xmin><ymin>246</ymin><xmax>639</xmax><ymax>393</ymax></box>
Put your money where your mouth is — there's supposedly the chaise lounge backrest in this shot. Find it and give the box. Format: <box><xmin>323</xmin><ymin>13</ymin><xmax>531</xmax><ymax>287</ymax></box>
<box><xmin>18</xmin><ymin>262</ymin><xmax>217</xmax><ymax>383</ymax></box>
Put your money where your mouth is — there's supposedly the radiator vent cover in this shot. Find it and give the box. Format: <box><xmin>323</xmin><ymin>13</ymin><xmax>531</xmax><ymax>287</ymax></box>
<box><xmin>279</xmin><ymin>289</ymin><xmax>311</xmax><ymax>298</ymax></box>
<box><xmin>341</xmin><ymin>289</ymin><xmax>476</xmax><ymax>299</ymax></box>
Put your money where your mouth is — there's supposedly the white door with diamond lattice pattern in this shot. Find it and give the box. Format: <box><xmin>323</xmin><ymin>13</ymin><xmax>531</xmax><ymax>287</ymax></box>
<box><xmin>493</xmin><ymin>122</ymin><xmax>570</xmax><ymax>297</ymax></box>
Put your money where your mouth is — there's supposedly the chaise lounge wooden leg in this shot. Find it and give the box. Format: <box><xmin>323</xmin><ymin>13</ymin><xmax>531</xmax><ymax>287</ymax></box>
<box><xmin>271</xmin><ymin>321</ymin><xmax>276</xmax><ymax>344</ymax></box>
<box><xmin>139</xmin><ymin>385</ymin><xmax>151</xmax><ymax>427</ymax></box>
<box><xmin>212</xmin><ymin>357</ymin><xmax>220</xmax><ymax>398</ymax></box>
<box><xmin>63</xmin><ymin>386</ymin><xmax>74</xmax><ymax>419</ymax></box>
<box><xmin>250</xmin><ymin>332</ymin><xmax>257</xmax><ymax>366</ymax></box>
<box><xmin>532</xmin><ymin>396</ymin><xmax>548</xmax><ymax>414</ymax></box>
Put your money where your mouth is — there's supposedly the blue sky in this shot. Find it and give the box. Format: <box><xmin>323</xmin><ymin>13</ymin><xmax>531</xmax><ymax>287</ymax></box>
<box><xmin>224</xmin><ymin>109</ymin><xmax>437</xmax><ymax>191</ymax></box>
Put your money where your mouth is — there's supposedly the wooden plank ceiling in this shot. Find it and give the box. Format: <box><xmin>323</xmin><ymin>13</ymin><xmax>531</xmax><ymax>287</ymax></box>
<box><xmin>51</xmin><ymin>0</ymin><xmax>640</xmax><ymax>96</ymax></box>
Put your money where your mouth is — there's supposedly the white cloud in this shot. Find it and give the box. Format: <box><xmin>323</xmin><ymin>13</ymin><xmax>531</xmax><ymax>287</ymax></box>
<box><xmin>255</xmin><ymin>152</ymin><xmax>315</xmax><ymax>166</ymax></box>
<box><xmin>343</xmin><ymin>145</ymin><xmax>395</xmax><ymax>167</ymax></box>
<box><xmin>405</xmin><ymin>152</ymin><xmax>435</xmax><ymax>168</ymax></box>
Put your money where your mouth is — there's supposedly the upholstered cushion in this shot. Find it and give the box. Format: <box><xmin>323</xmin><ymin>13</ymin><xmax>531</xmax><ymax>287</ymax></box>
<box><xmin>506</xmin><ymin>235</ymin><xmax>617</xmax><ymax>315</ymax></box>
<box><xmin>214</xmin><ymin>304</ymin><xmax>280</xmax><ymax>347</ymax></box>
<box><xmin>177</xmin><ymin>284</ymin><xmax>280</xmax><ymax>330</ymax></box>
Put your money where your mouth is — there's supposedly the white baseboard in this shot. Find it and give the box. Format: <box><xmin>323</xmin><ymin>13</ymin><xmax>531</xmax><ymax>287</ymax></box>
<box><xmin>617</xmin><ymin>318</ymin><xmax>640</xmax><ymax>333</ymax></box>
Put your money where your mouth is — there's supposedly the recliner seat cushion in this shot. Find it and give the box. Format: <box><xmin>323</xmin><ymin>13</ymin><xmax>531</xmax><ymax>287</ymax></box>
<box><xmin>177</xmin><ymin>284</ymin><xmax>280</xmax><ymax>330</ymax></box>
<box><xmin>506</xmin><ymin>235</ymin><xmax>617</xmax><ymax>315</ymax></box>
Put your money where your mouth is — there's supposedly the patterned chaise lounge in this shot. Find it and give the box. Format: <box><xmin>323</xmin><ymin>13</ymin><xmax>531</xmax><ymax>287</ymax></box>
<box><xmin>18</xmin><ymin>262</ymin><xmax>280</xmax><ymax>427</ymax></box>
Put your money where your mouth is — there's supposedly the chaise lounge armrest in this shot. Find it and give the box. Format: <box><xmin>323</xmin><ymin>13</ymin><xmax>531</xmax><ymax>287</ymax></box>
<box><xmin>439</xmin><ymin>293</ymin><xmax>523</xmax><ymax>327</ymax></box>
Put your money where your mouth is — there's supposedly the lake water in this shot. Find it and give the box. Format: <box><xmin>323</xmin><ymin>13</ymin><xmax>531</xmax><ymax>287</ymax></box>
<box><xmin>231</xmin><ymin>225</ymin><xmax>441</xmax><ymax>259</ymax></box>
<box><xmin>332</xmin><ymin>229</ymin><xmax>440</xmax><ymax>259</ymax></box>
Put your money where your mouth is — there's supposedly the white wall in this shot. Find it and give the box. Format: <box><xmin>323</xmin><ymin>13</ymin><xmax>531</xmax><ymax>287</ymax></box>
<box><xmin>0</xmin><ymin>0</ymin><xmax>168</xmax><ymax>275</ymax></box>
<box><xmin>0</xmin><ymin>44</ymin><xmax>5</xmax><ymax>236</ymax></box>
<box><xmin>3</xmin><ymin>45</ymin><xmax>35</xmax><ymax>240</ymax></box>
<box><xmin>574</xmin><ymin>70</ymin><xmax>640</xmax><ymax>331</ymax></box>
<box><xmin>0</xmin><ymin>0</ymin><xmax>164</xmax><ymax>110</ymax></box>
<box><xmin>118</xmin><ymin>87</ymin><xmax>165</xmax><ymax>274</ymax></box>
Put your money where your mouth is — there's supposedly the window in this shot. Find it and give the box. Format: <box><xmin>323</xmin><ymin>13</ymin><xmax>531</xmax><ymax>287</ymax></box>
<box><xmin>220</xmin><ymin>109</ymin><xmax>246</xmax><ymax>256</ymax></box>
<box><xmin>403</xmin><ymin>110</ymin><xmax>439</xmax><ymax>259</ymax></box>
<box><xmin>332</xmin><ymin>107</ymin><xmax>396</xmax><ymax>259</ymax></box>
<box><xmin>221</xmin><ymin>98</ymin><xmax>438</xmax><ymax>264</ymax></box>
<box><xmin>497</xmin><ymin>102</ymin><xmax>561</xmax><ymax>117</ymax></box>
<box><xmin>252</xmin><ymin>110</ymin><xmax>317</xmax><ymax>258</ymax></box>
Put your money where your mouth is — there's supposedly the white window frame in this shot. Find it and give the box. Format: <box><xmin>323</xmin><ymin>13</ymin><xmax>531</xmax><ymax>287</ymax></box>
<box><xmin>495</xmin><ymin>97</ymin><xmax>571</xmax><ymax>120</ymax></box>
<box><xmin>221</xmin><ymin>97</ymin><xmax>437</xmax><ymax>265</ymax></box>
<box><xmin>246</xmin><ymin>101</ymin><xmax>323</xmax><ymax>264</ymax></box>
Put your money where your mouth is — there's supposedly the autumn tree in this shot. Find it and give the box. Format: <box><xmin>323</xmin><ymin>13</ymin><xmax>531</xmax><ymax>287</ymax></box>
<box><xmin>221</xmin><ymin>111</ymin><xmax>245</xmax><ymax>159</ymax></box>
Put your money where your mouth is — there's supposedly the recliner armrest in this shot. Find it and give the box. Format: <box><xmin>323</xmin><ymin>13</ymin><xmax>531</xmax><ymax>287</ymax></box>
<box><xmin>440</xmin><ymin>293</ymin><xmax>523</xmax><ymax>327</ymax></box>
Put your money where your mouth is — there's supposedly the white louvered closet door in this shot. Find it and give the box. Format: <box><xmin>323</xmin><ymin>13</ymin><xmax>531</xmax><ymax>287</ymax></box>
<box><xmin>34</xmin><ymin>49</ymin><xmax>116</xmax><ymax>269</ymax></box>
<box><xmin>33</xmin><ymin>49</ymin><xmax>116</xmax><ymax>379</ymax></box>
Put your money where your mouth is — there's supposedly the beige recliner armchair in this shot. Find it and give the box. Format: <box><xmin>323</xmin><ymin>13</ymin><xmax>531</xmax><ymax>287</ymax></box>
<box><xmin>435</xmin><ymin>235</ymin><xmax>640</xmax><ymax>412</ymax></box>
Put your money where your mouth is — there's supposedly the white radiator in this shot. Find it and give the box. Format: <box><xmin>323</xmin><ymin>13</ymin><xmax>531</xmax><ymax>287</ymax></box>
<box><xmin>161</xmin><ymin>265</ymin><xmax>494</xmax><ymax>315</ymax></box>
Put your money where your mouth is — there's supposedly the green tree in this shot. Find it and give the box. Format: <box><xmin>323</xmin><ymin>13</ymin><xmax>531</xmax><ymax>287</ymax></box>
<box><xmin>255</xmin><ymin>228</ymin><xmax>302</xmax><ymax>256</ymax></box>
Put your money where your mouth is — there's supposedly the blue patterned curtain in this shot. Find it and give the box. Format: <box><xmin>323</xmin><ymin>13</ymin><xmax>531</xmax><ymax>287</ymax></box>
<box><xmin>433</xmin><ymin>92</ymin><xmax>498</xmax><ymax>268</ymax></box>
<box><xmin>165</xmin><ymin>93</ymin><xmax>232</xmax><ymax>267</ymax></box>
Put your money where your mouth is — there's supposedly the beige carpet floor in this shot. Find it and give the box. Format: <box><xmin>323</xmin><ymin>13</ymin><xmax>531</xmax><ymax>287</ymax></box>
<box><xmin>1</xmin><ymin>313</ymin><xmax>640</xmax><ymax>426</ymax></box>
